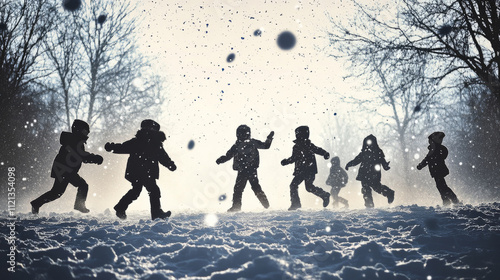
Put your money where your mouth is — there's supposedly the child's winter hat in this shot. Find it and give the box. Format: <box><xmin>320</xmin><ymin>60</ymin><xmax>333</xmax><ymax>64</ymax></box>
<box><xmin>295</xmin><ymin>126</ymin><xmax>310</xmax><ymax>140</ymax></box>
<box><xmin>236</xmin><ymin>125</ymin><xmax>251</xmax><ymax>140</ymax></box>
<box><xmin>429</xmin><ymin>132</ymin><xmax>445</xmax><ymax>144</ymax></box>
<box><xmin>330</xmin><ymin>156</ymin><xmax>340</xmax><ymax>165</ymax></box>
<box><xmin>71</xmin><ymin>119</ymin><xmax>90</xmax><ymax>134</ymax></box>
<box><xmin>141</xmin><ymin>119</ymin><xmax>160</xmax><ymax>131</ymax></box>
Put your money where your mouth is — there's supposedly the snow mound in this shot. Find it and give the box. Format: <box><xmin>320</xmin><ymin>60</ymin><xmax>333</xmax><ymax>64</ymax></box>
<box><xmin>1</xmin><ymin>203</ymin><xmax>499</xmax><ymax>279</ymax></box>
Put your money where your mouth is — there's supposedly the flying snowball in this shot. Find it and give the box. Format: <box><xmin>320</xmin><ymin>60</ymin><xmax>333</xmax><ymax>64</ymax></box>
<box><xmin>188</xmin><ymin>140</ymin><xmax>195</xmax><ymax>150</ymax></box>
<box><xmin>97</xmin><ymin>14</ymin><xmax>107</xmax><ymax>25</ymax></box>
<box><xmin>0</xmin><ymin>22</ymin><xmax>7</xmax><ymax>32</ymax></box>
<box><xmin>218</xmin><ymin>194</ymin><xmax>227</xmax><ymax>201</ymax></box>
<box><xmin>226</xmin><ymin>53</ymin><xmax>235</xmax><ymax>63</ymax></box>
<box><xmin>438</xmin><ymin>25</ymin><xmax>452</xmax><ymax>36</ymax></box>
<box><xmin>204</xmin><ymin>214</ymin><xmax>218</xmax><ymax>227</ymax></box>
<box><xmin>253</xmin><ymin>29</ymin><xmax>262</xmax><ymax>36</ymax></box>
<box><xmin>277</xmin><ymin>31</ymin><xmax>296</xmax><ymax>50</ymax></box>
<box><xmin>62</xmin><ymin>0</ymin><xmax>82</xmax><ymax>12</ymax></box>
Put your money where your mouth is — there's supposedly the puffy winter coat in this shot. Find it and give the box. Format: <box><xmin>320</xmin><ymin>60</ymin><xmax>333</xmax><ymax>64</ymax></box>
<box><xmin>108</xmin><ymin>130</ymin><xmax>176</xmax><ymax>182</ymax></box>
<box><xmin>218</xmin><ymin>137</ymin><xmax>273</xmax><ymax>171</ymax></box>
<box><xmin>346</xmin><ymin>135</ymin><xmax>389</xmax><ymax>182</ymax></box>
<box><xmin>282</xmin><ymin>139</ymin><xmax>329</xmax><ymax>176</ymax></box>
<box><xmin>326</xmin><ymin>158</ymin><xmax>348</xmax><ymax>188</ymax></box>
<box><xmin>418</xmin><ymin>144</ymin><xmax>449</xmax><ymax>178</ymax></box>
<box><xmin>51</xmin><ymin>132</ymin><xmax>102</xmax><ymax>179</ymax></box>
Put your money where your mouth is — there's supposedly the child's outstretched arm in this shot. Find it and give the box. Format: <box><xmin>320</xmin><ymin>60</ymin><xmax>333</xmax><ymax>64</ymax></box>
<box><xmin>255</xmin><ymin>131</ymin><xmax>274</xmax><ymax>149</ymax></box>
<box><xmin>104</xmin><ymin>140</ymin><xmax>135</xmax><ymax>154</ymax></box>
<box><xmin>281</xmin><ymin>145</ymin><xmax>299</xmax><ymax>166</ymax></box>
<box><xmin>159</xmin><ymin>146</ymin><xmax>176</xmax><ymax>171</ymax></box>
<box><xmin>216</xmin><ymin>145</ymin><xmax>236</xmax><ymax>165</ymax></box>
<box><xmin>311</xmin><ymin>144</ymin><xmax>330</xmax><ymax>160</ymax></box>
<box><xmin>416</xmin><ymin>156</ymin><xmax>429</xmax><ymax>170</ymax></box>
<box><xmin>345</xmin><ymin>154</ymin><xmax>362</xmax><ymax>170</ymax></box>
<box><xmin>78</xmin><ymin>143</ymin><xmax>103</xmax><ymax>165</ymax></box>
<box><xmin>83</xmin><ymin>153</ymin><xmax>103</xmax><ymax>165</ymax></box>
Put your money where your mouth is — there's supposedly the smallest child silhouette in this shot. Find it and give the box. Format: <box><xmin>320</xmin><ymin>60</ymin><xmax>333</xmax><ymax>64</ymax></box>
<box><xmin>417</xmin><ymin>132</ymin><xmax>459</xmax><ymax>206</ymax></box>
<box><xmin>326</xmin><ymin>157</ymin><xmax>349</xmax><ymax>208</ymax></box>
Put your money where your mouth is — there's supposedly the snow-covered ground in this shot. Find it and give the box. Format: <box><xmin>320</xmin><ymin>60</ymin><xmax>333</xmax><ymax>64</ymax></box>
<box><xmin>1</xmin><ymin>203</ymin><xmax>500</xmax><ymax>280</ymax></box>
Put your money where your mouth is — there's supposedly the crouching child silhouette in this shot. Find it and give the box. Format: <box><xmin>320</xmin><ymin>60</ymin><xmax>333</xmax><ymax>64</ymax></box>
<box><xmin>417</xmin><ymin>132</ymin><xmax>459</xmax><ymax>206</ymax></box>
<box><xmin>216</xmin><ymin>125</ymin><xmax>273</xmax><ymax>212</ymax></box>
<box><xmin>326</xmin><ymin>157</ymin><xmax>349</xmax><ymax>208</ymax></box>
<box><xmin>281</xmin><ymin>126</ymin><xmax>331</xmax><ymax>211</ymax></box>
<box><xmin>105</xmin><ymin>119</ymin><xmax>176</xmax><ymax>220</ymax></box>
<box><xmin>31</xmin><ymin>120</ymin><xmax>103</xmax><ymax>214</ymax></box>
<box><xmin>345</xmin><ymin>134</ymin><xmax>394</xmax><ymax>208</ymax></box>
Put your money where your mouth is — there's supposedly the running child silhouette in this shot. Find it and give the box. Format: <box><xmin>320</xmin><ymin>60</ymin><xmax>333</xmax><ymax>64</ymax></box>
<box><xmin>31</xmin><ymin>120</ymin><xmax>103</xmax><ymax>214</ymax></box>
<box><xmin>417</xmin><ymin>132</ymin><xmax>459</xmax><ymax>206</ymax></box>
<box><xmin>326</xmin><ymin>156</ymin><xmax>349</xmax><ymax>208</ymax></box>
<box><xmin>281</xmin><ymin>126</ymin><xmax>331</xmax><ymax>210</ymax></box>
<box><xmin>345</xmin><ymin>134</ymin><xmax>394</xmax><ymax>208</ymax></box>
<box><xmin>105</xmin><ymin>119</ymin><xmax>176</xmax><ymax>220</ymax></box>
<box><xmin>216</xmin><ymin>125</ymin><xmax>273</xmax><ymax>212</ymax></box>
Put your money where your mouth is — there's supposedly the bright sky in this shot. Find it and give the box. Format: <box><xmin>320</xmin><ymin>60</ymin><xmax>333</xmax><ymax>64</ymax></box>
<box><xmin>116</xmin><ymin>0</ymin><xmax>387</xmax><ymax>211</ymax></box>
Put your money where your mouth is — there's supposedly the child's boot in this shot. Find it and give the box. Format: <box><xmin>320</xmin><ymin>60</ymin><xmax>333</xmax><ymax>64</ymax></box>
<box><xmin>74</xmin><ymin>203</ymin><xmax>90</xmax><ymax>213</ymax></box>
<box><xmin>30</xmin><ymin>201</ymin><xmax>40</xmax><ymax>214</ymax></box>
<box><xmin>289</xmin><ymin>187</ymin><xmax>301</xmax><ymax>210</ymax></box>
<box><xmin>113</xmin><ymin>205</ymin><xmax>127</xmax><ymax>220</ymax></box>
<box><xmin>255</xmin><ymin>192</ymin><xmax>270</xmax><ymax>209</ymax></box>
<box><xmin>321</xmin><ymin>193</ymin><xmax>330</xmax><ymax>207</ymax></box>
<box><xmin>228</xmin><ymin>191</ymin><xmax>243</xmax><ymax>212</ymax></box>
<box><xmin>151</xmin><ymin>209</ymin><xmax>171</xmax><ymax>220</ymax></box>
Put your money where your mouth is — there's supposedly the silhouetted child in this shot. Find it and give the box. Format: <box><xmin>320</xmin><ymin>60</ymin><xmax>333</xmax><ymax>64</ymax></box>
<box><xmin>326</xmin><ymin>156</ymin><xmax>349</xmax><ymax>208</ymax></box>
<box><xmin>105</xmin><ymin>119</ymin><xmax>176</xmax><ymax>220</ymax></box>
<box><xmin>281</xmin><ymin>126</ymin><xmax>331</xmax><ymax>210</ymax></box>
<box><xmin>345</xmin><ymin>134</ymin><xmax>394</xmax><ymax>208</ymax></box>
<box><xmin>216</xmin><ymin>125</ymin><xmax>273</xmax><ymax>212</ymax></box>
<box><xmin>417</xmin><ymin>132</ymin><xmax>459</xmax><ymax>206</ymax></box>
<box><xmin>31</xmin><ymin>120</ymin><xmax>103</xmax><ymax>214</ymax></box>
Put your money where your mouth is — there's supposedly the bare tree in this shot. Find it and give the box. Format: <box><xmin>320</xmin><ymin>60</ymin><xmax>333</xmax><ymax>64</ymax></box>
<box><xmin>0</xmin><ymin>0</ymin><xmax>58</xmax><ymax>153</ymax></box>
<box><xmin>44</xmin><ymin>0</ymin><xmax>164</xmax><ymax>140</ymax></box>
<box><xmin>327</xmin><ymin>0</ymin><xmax>500</xmax><ymax>196</ymax></box>
<box><xmin>43</xmin><ymin>7</ymin><xmax>81</xmax><ymax>131</ymax></box>
<box><xmin>0</xmin><ymin>0</ymin><xmax>60</xmax><ymax>209</ymax></box>
<box><xmin>328</xmin><ymin>0</ymin><xmax>499</xmax><ymax>99</ymax></box>
<box><xmin>371</xmin><ymin>55</ymin><xmax>442</xmax><ymax>187</ymax></box>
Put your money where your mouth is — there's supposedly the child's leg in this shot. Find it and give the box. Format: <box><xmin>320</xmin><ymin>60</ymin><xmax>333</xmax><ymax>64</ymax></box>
<box><xmin>144</xmin><ymin>180</ymin><xmax>169</xmax><ymax>219</ymax></box>
<box><xmin>31</xmin><ymin>177</ymin><xmax>70</xmax><ymax>210</ymax></box>
<box><xmin>371</xmin><ymin>182</ymin><xmax>395</xmax><ymax>204</ymax></box>
<box><xmin>330</xmin><ymin>187</ymin><xmax>340</xmax><ymax>207</ymax></box>
<box><xmin>69</xmin><ymin>174</ymin><xmax>89</xmax><ymax>212</ymax></box>
<box><xmin>115</xmin><ymin>181</ymin><xmax>143</xmax><ymax>212</ymax></box>
<box><xmin>434</xmin><ymin>177</ymin><xmax>459</xmax><ymax>205</ymax></box>
<box><xmin>304</xmin><ymin>175</ymin><xmax>328</xmax><ymax>197</ymax></box>
<box><xmin>337</xmin><ymin>196</ymin><xmax>349</xmax><ymax>207</ymax></box>
<box><xmin>230</xmin><ymin>171</ymin><xmax>248</xmax><ymax>210</ymax></box>
<box><xmin>361</xmin><ymin>181</ymin><xmax>374</xmax><ymax>208</ymax></box>
<box><xmin>248</xmin><ymin>170</ymin><xmax>269</xmax><ymax>208</ymax></box>
<box><xmin>289</xmin><ymin>175</ymin><xmax>304</xmax><ymax>209</ymax></box>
